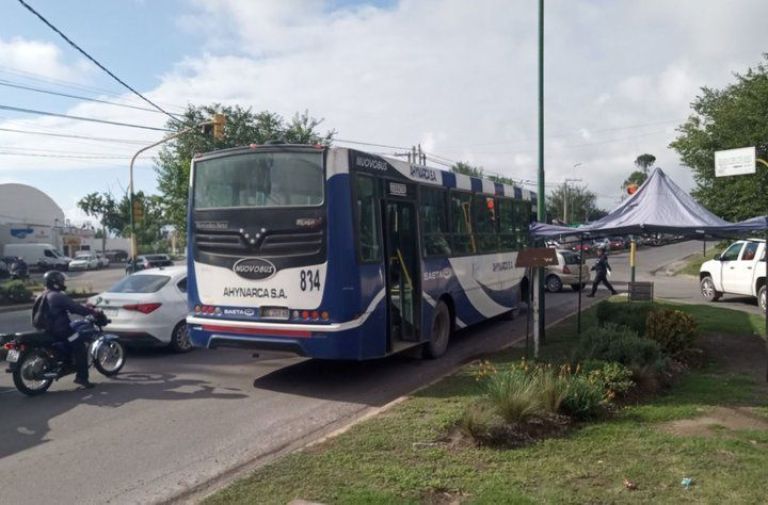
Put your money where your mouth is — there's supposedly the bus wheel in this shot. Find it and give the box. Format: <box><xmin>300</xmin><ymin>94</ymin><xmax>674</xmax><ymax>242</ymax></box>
<box><xmin>424</xmin><ymin>301</ymin><xmax>451</xmax><ymax>359</ymax></box>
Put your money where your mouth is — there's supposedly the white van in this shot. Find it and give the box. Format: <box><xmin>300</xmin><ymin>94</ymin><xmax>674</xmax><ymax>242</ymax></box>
<box><xmin>4</xmin><ymin>243</ymin><xmax>70</xmax><ymax>271</ymax></box>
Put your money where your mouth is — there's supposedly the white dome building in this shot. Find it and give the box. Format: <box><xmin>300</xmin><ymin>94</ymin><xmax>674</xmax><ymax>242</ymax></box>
<box><xmin>0</xmin><ymin>183</ymin><xmax>67</xmax><ymax>252</ymax></box>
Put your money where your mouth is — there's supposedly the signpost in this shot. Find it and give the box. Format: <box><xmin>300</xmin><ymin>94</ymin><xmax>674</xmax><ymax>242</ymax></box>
<box><xmin>516</xmin><ymin>248</ymin><xmax>557</xmax><ymax>358</ymax></box>
<box><xmin>715</xmin><ymin>147</ymin><xmax>756</xmax><ymax>177</ymax></box>
<box><xmin>714</xmin><ymin>147</ymin><xmax>767</xmax><ymax>382</ymax></box>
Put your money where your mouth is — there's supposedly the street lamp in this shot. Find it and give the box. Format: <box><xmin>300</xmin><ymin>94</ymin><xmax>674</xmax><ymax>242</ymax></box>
<box><xmin>128</xmin><ymin>114</ymin><xmax>226</xmax><ymax>260</ymax></box>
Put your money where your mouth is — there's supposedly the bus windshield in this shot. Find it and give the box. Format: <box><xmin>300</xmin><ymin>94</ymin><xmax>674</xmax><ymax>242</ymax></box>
<box><xmin>193</xmin><ymin>150</ymin><xmax>323</xmax><ymax>209</ymax></box>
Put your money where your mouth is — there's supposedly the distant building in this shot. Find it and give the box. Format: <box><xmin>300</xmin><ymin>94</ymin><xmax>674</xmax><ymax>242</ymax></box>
<box><xmin>0</xmin><ymin>183</ymin><xmax>128</xmax><ymax>257</ymax></box>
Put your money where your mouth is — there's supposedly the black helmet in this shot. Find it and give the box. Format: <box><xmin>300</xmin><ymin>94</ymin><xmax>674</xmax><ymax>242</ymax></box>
<box><xmin>44</xmin><ymin>270</ymin><xmax>67</xmax><ymax>291</ymax></box>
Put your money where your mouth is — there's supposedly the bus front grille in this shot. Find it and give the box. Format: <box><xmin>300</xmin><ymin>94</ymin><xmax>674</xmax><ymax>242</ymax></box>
<box><xmin>195</xmin><ymin>230</ymin><xmax>323</xmax><ymax>256</ymax></box>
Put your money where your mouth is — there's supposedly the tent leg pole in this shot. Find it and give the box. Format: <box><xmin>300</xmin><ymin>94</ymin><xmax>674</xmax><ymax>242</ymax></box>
<box><xmin>765</xmin><ymin>224</ymin><xmax>767</xmax><ymax>383</ymax></box>
<box><xmin>577</xmin><ymin>235</ymin><xmax>583</xmax><ymax>335</ymax></box>
<box><xmin>630</xmin><ymin>238</ymin><xmax>636</xmax><ymax>284</ymax></box>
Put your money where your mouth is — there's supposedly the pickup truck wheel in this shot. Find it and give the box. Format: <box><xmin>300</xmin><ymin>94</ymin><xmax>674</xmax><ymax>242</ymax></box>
<box><xmin>700</xmin><ymin>276</ymin><xmax>722</xmax><ymax>302</ymax></box>
<box><xmin>759</xmin><ymin>286</ymin><xmax>767</xmax><ymax>313</ymax></box>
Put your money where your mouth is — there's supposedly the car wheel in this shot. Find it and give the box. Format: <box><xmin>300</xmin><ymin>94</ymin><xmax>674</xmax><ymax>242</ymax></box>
<box><xmin>169</xmin><ymin>321</ymin><xmax>193</xmax><ymax>353</ymax></box>
<box><xmin>759</xmin><ymin>286</ymin><xmax>767</xmax><ymax>314</ymax></box>
<box><xmin>546</xmin><ymin>275</ymin><xmax>563</xmax><ymax>293</ymax></box>
<box><xmin>700</xmin><ymin>276</ymin><xmax>722</xmax><ymax>302</ymax></box>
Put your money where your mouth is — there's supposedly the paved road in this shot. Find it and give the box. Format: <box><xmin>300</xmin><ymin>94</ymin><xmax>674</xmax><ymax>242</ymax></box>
<box><xmin>0</xmin><ymin>242</ymin><xmax>727</xmax><ymax>505</ymax></box>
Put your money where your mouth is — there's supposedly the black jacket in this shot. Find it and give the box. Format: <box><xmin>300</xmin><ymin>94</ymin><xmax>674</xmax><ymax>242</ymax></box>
<box><xmin>592</xmin><ymin>253</ymin><xmax>611</xmax><ymax>276</ymax></box>
<box><xmin>44</xmin><ymin>290</ymin><xmax>95</xmax><ymax>339</ymax></box>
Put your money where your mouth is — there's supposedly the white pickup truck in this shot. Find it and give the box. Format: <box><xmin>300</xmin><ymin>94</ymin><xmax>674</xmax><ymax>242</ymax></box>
<box><xmin>699</xmin><ymin>239</ymin><xmax>766</xmax><ymax>312</ymax></box>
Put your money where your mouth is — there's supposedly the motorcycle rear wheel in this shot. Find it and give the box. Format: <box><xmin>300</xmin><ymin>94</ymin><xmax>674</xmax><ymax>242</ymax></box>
<box><xmin>13</xmin><ymin>350</ymin><xmax>53</xmax><ymax>396</ymax></box>
<box><xmin>93</xmin><ymin>340</ymin><xmax>125</xmax><ymax>377</ymax></box>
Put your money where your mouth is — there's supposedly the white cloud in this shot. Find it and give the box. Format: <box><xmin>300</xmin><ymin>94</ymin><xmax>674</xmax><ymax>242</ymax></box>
<box><xmin>0</xmin><ymin>36</ymin><xmax>88</xmax><ymax>81</ymax></box>
<box><xmin>3</xmin><ymin>0</ymin><xmax>768</xmax><ymax>214</ymax></box>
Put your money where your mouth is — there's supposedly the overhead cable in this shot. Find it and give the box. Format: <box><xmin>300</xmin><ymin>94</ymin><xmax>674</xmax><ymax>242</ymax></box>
<box><xmin>16</xmin><ymin>0</ymin><xmax>176</xmax><ymax>120</ymax></box>
<box><xmin>0</xmin><ymin>80</ymin><xmax>180</xmax><ymax>115</ymax></box>
<box><xmin>0</xmin><ymin>126</ymin><xmax>155</xmax><ymax>145</ymax></box>
<box><xmin>0</xmin><ymin>104</ymin><xmax>171</xmax><ymax>131</ymax></box>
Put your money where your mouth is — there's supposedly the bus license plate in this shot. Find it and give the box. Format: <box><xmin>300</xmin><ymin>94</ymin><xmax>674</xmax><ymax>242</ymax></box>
<box><xmin>6</xmin><ymin>349</ymin><xmax>19</xmax><ymax>363</ymax></box>
<box><xmin>261</xmin><ymin>307</ymin><xmax>290</xmax><ymax>320</ymax></box>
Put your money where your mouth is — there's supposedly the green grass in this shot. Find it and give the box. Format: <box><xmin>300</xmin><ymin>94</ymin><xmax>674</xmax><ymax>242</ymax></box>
<box><xmin>204</xmin><ymin>302</ymin><xmax>767</xmax><ymax>505</ymax></box>
<box><xmin>678</xmin><ymin>245</ymin><xmax>724</xmax><ymax>276</ymax></box>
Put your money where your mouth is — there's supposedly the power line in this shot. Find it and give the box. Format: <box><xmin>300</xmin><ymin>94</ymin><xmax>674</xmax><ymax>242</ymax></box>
<box><xmin>0</xmin><ymin>79</ymin><xmax>180</xmax><ymax>115</ymax></box>
<box><xmin>0</xmin><ymin>66</ymin><xmax>187</xmax><ymax>112</ymax></box>
<box><xmin>334</xmin><ymin>138</ymin><xmax>409</xmax><ymax>150</ymax></box>
<box><xmin>17</xmin><ymin>0</ymin><xmax>176</xmax><ymax>120</ymax></box>
<box><xmin>0</xmin><ymin>126</ymin><xmax>155</xmax><ymax>145</ymax></box>
<box><xmin>0</xmin><ymin>104</ymin><xmax>171</xmax><ymax>131</ymax></box>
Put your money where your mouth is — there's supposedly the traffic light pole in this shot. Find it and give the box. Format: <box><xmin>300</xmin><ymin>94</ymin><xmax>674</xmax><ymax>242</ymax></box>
<box><xmin>128</xmin><ymin>119</ymin><xmax>220</xmax><ymax>261</ymax></box>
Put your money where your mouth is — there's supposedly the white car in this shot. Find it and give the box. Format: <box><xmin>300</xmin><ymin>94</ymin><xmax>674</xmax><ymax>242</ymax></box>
<box><xmin>69</xmin><ymin>252</ymin><xmax>100</xmax><ymax>270</ymax></box>
<box><xmin>88</xmin><ymin>266</ymin><xmax>192</xmax><ymax>352</ymax></box>
<box><xmin>96</xmin><ymin>254</ymin><xmax>110</xmax><ymax>268</ymax></box>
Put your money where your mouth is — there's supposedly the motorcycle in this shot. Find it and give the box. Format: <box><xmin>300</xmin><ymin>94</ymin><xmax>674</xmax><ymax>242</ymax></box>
<box><xmin>2</xmin><ymin>312</ymin><xmax>125</xmax><ymax>396</ymax></box>
<box><xmin>7</xmin><ymin>257</ymin><xmax>29</xmax><ymax>280</ymax></box>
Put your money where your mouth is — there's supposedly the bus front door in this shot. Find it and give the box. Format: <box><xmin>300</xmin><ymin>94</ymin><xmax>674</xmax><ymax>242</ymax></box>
<box><xmin>383</xmin><ymin>200</ymin><xmax>420</xmax><ymax>344</ymax></box>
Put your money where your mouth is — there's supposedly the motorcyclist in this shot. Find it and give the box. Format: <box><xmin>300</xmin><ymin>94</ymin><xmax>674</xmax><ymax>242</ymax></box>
<box><xmin>39</xmin><ymin>270</ymin><xmax>100</xmax><ymax>389</ymax></box>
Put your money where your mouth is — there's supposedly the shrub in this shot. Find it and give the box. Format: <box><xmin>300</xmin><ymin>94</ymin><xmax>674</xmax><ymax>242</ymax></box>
<box><xmin>645</xmin><ymin>309</ymin><xmax>697</xmax><ymax>355</ymax></box>
<box><xmin>485</xmin><ymin>369</ymin><xmax>542</xmax><ymax>423</ymax></box>
<box><xmin>0</xmin><ymin>280</ymin><xmax>32</xmax><ymax>303</ymax></box>
<box><xmin>595</xmin><ymin>301</ymin><xmax>656</xmax><ymax>335</ymax></box>
<box><xmin>581</xmin><ymin>360</ymin><xmax>635</xmax><ymax>399</ymax></box>
<box><xmin>459</xmin><ymin>401</ymin><xmax>499</xmax><ymax>441</ymax></box>
<box><xmin>574</xmin><ymin>323</ymin><xmax>662</xmax><ymax>368</ymax></box>
<box><xmin>560</xmin><ymin>374</ymin><xmax>607</xmax><ymax>420</ymax></box>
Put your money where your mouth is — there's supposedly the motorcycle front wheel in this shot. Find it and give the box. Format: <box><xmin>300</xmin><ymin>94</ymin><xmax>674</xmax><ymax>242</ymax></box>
<box><xmin>13</xmin><ymin>350</ymin><xmax>53</xmax><ymax>396</ymax></box>
<box><xmin>93</xmin><ymin>339</ymin><xmax>125</xmax><ymax>377</ymax></box>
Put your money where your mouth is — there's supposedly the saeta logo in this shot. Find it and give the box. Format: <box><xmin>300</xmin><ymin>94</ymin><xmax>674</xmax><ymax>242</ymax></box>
<box><xmin>232</xmin><ymin>258</ymin><xmax>277</xmax><ymax>280</ymax></box>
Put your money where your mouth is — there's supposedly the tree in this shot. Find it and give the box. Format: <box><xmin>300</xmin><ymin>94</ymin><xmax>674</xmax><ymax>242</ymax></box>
<box><xmin>77</xmin><ymin>192</ymin><xmax>123</xmax><ymax>252</ymax></box>
<box><xmin>634</xmin><ymin>153</ymin><xmax>656</xmax><ymax>175</ymax></box>
<box><xmin>155</xmin><ymin>104</ymin><xmax>335</xmax><ymax>234</ymax></box>
<box><xmin>622</xmin><ymin>170</ymin><xmax>648</xmax><ymax>189</ymax></box>
<box><xmin>546</xmin><ymin>184</ymin><xmax>602</xmax><ymax>224</ymax></box>
<box><xmin>670</xmin><ymin>55</ymin><xmax>768</xmax><ymax>221</ymax></box>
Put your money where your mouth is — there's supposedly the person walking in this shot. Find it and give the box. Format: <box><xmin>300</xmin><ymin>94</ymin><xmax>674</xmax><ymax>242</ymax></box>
<box><xmin>586</xmin><ymin>247</ymin><xmax>617</xmax><ymax>297</ymax></box>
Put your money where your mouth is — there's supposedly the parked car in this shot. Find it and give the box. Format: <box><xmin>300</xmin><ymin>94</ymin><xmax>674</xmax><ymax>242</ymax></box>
<box><xmin>545</xmin><ymin>249</ymin><xmax>591</xmax><ymax>292</ymax></box>
<box><xmin>88</xmin><ymin>266</ymin><xmax>191</xmax><ymax>352</ymax></box>
<box><xmin>699</xmin><ymin>239</ymin><xmax>766</xmax><ymax>312</ymax></box>
<box><xmin>69</xmin><ymin>252</ymin><xmax>100</xmax><ymax>270</ymax></box>
<box><xmin>104</xmin><ymin>249</ymin><xmax>129</xmax><ymax>263</ymax></box>
<box><xmin>592</xmin><ymin>238</ymin><xmax>610</xmax><ymax>251</ymax></box>
<box><xmin>572</xmin><ymin>242</ymin><xmax>593</xmax><ymax>255</ymax></box>
<box><xmin>608</xmin><ymin>237</ymin><xmax>627</xmax><ymax>250</ymax></box>
<box><xmin>96</xmin><ymin>253</ymin><xmax>110</xmax><ymax>268</ymax></box>
<box><xmin>139</xmin><ymin>254</ymin><xmax>173</xmax><ymax>269</ymax></box>
<box><xmin>3</xmin><ymin>243</ymin><xmax>69</xmax><ymax>271</ymax></box>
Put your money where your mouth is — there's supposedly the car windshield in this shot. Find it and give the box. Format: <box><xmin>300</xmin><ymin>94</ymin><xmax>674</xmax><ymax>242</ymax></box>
<box><xmin>108</xmin><ymin>275</ymin><xmax>170</xmax><ymax>293</ymax></box>
<box><xmin>561</xmin><ymin>252</ymin><xmax>581</xmax><ymax>265</ymax></box>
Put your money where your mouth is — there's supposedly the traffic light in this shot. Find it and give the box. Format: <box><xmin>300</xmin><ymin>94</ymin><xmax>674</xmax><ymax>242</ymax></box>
<box><xmin>626</xmin><ymin>183</ymin><xmax>638</xmax><ymax>195</ymax></box>
<box><xmin>132</xmin><ymin>199</ymin><xmax>144</xmax><ymax>223</ymax></box>
<box><xmin>212</xmin><ymin>113</ymin><xmax>226</xmax><ymax>140</ymax></box>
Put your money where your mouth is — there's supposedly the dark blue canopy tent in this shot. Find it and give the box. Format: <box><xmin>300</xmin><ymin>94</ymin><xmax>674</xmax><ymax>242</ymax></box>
<box><xmin>531</xmin><ymin>167</ymin><xmax>768</xmax><ymax>238</ymax></box>
<box><xmin>527</xmin><ymin>167</ymin><xmax>768</xmax><ymax>356</ymax></box>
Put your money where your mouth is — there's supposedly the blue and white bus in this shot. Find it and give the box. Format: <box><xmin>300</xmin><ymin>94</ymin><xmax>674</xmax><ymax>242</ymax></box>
<box><xmin>186</xmin><ymin>144</ymin><xmax>534</xmax><ymax>360</ymax></box>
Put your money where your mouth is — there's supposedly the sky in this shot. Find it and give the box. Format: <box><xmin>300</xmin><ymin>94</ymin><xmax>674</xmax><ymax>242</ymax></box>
<box><xmin>0</xmin><ymin>0</ymin><xmax>766</xmax><ymax>224</ymax></box>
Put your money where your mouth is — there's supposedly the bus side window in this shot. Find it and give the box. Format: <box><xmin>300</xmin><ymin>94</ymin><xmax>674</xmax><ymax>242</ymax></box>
<box><xmin>498</xmin><ymin>198</ymin><xmax>517</xmax><ymax>251</ymax></box>
<box><xmin>354</xmin><ymin>175</ymin><xmax>381</xmax><ymax>262</ymax></box>
<box><xmin>514</xmin><ymin>200</ymin><xmax>531</xmax><ymax>249</ymax></box>
<box><xmin>471</xmin><ymin>194</ymin><xmax>499</xmax><ymax>253</ymax></box>
<box><xmin>449</xmin><ymin>191</ymin><xmax>474</xmax><ymax>254</ymax></box>
<box><xmin>420</xmin><ymin>187</ymin><xmax>451</xmax><ymax>257</ymax></box>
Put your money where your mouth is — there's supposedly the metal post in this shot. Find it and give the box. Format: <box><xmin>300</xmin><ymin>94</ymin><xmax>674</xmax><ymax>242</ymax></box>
<box><xmin>128</xmin><ymin>121</ymin><xmax>214</xmax><ymax>262</ymax></box>
<box><xmin>577</xmin><ymin>234</ymin><xmax>583</xmax><ymax>334</ymax></box>
<box><xmin>562</xmin><ymin>182</ymin><xmax>568</xmax><ymax>223</ymax></box>
<box><xmin>630</xmin><ymin>239</ymin><xmax>637</xmax><ymax>284</ymax></box>
<box><xmin>535</xmin><ymin>0</ymin><xmax>546</xmax><ymax>345</ymax></box>
<box><xmin>765</xmin><ymin>220</ymin><xmax>767</xmax><ymax>382</ymax></box>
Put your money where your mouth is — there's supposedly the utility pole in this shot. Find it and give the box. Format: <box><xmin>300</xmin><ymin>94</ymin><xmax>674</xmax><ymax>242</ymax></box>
<box><xmin>535</xmin><ymin>0</ymin><xmax>546</xmax><ymax>350</ymax></box>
